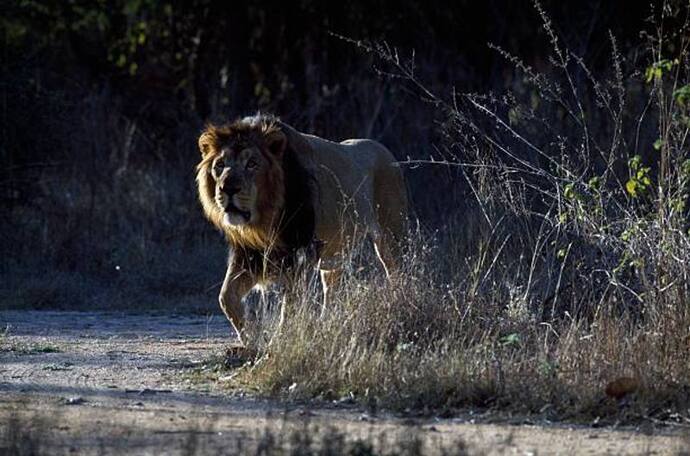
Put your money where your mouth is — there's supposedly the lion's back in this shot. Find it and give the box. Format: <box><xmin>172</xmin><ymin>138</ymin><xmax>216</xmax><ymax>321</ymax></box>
<box><xmin>303</xmin><ymin>134</ymin><xmax>398</xmax><ymax>182</ymax></box>
<box><xmin>303</xmin><ymin>133</ymin><xmax>407</xmax><ymax>244</ymax></box>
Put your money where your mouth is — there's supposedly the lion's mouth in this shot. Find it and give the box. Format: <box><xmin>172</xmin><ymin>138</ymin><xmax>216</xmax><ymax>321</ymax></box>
<box><xmin>223</xmin><ymin>204</ymin><xmax>252</xmax><ymax>223</ymax></box>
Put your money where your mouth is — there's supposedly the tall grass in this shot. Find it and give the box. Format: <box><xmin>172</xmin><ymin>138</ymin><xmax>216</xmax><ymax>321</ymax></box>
<box><xmin>236</xmin><ymin>1</ymin><xmax>690</xmax><ymax>422</ymax></box>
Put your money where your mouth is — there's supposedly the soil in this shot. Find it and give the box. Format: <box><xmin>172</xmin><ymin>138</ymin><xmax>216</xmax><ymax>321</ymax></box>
<box><xmin>0</xmin><ymin>310</ymin><xmax>687</xmax><ymax>455</ymax></box>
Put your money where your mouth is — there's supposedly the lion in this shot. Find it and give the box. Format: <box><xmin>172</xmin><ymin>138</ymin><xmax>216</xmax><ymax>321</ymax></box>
<box><xmin>196</xmin><ymin>114</ymin><xmax>407</xmax><ymax>344</ymax></box>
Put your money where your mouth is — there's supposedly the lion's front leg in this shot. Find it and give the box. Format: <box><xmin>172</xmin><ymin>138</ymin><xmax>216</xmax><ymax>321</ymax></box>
<box><xmin>219</xmin><ymin>264</ymin><xmax>256</xmax><ymax>346</ymax></box>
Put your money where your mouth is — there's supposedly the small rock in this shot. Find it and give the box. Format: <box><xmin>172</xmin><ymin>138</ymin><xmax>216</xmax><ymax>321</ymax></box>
<box><xmin>337</xmin><ymin>392</ymin><xmax>355</xmax><ymax>404</ymax></box>
<box><xmin>63</xmin><ymin>397</ymin><xmax>85</xmax><ymax>405</ymax></box>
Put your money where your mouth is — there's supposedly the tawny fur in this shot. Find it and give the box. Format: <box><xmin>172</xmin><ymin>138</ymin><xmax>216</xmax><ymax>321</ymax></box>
<box><xmin>196</xmin><ymin>114</ymin><xmax>408</xmax><ymax>344</ymax></box>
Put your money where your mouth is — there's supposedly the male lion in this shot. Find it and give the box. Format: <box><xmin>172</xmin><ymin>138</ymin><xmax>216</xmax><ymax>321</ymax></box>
<box><xmin>196</xmin><ymin>114</ymin><xmax>407</xmax><ymax>343</ymax></box>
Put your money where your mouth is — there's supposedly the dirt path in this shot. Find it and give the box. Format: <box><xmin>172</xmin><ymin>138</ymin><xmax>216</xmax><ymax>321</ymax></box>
<box><xmin>0</xmin><ymin>310</ymin><xmax>686</xmax><ymax>455</ymax></box>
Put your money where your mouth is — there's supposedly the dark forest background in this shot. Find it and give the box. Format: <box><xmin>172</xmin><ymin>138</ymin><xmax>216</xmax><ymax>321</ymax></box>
<box><xmin>0</xmin><ymin>1</ymin><xmax>660</xmax><ymax>310</ymax></box>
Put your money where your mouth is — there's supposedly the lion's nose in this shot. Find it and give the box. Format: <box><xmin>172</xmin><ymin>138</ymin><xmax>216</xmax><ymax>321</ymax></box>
<box><xmin>221</xmin><ymin>184</ymin><xmax>241</xmax><ymax>197</ymax></box>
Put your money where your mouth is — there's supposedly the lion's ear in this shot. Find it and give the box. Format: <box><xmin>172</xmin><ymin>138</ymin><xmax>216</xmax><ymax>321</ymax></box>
<box><xmin>198</xmin><ymin>131</ymin><xmax>215</xmax><ymax>158</ymax></box>
<box><xmin>266</xmin><ymin>130</ymin><xmax>287</xmax><ymax>158</ymax></box>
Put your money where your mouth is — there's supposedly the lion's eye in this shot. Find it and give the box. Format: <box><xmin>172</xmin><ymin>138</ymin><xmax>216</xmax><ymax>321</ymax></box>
<box><xmin>213</xmin><ymin>162</ymin><xmax>225</xmax><ymax>176</ymax></box>
<box><xmin>246</xmin><ymin>158</ymin><xmax>259</xmax><ymax>170</ymax></box>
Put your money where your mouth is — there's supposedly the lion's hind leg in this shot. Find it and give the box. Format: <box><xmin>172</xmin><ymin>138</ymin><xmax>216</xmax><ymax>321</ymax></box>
<box><xmin>372</xmin><ymin>164</ymin><xmax>408</xmax><ymax>280</ymax></box>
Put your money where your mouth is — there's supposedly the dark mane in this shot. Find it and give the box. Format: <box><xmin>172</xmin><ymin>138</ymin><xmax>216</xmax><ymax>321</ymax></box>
<box><xmin>198</xmin><ymin>113</ymin><xmax>282</xmax><ymax>156</ymax></box>
<box><xmin>231</xmin><ymin>135</ymin><xmax>318</xmax><ymax>275</ymax></box>
<box><xmin>279</xmin><ymin>139</ymin><xmax>316</xmax><ymax>252</ymax></box>
<box><xmin>239</xmin><ymin>114</ymin><xmax>318</xmax><ymax>270</ymax></box>
<box><xmin>197</xmin><ymin>113</ymin><xmax>318</xmax><ymax>274</ymax></box>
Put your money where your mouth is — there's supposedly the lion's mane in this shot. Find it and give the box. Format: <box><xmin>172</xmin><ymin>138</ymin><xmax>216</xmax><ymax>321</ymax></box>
<box><xmin>195</xmin><ymin>115</ymin><xmax>316</xmax><ymax>266</ymax></box>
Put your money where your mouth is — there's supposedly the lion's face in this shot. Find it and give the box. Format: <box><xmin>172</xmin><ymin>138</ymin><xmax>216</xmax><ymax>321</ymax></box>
<box><xmin>210</xmin><ymin>145</ymin><xmax>266</xmax><ymax>226</ymax></box>
<box><xmin>197</xmin><ymin>122</ymin><xmax>288</xmax><ymax>243</ymax></box>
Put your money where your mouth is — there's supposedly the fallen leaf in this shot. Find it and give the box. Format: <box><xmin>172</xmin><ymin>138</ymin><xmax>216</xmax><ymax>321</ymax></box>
<box><xmin>605</xmin><ymin>377</ymin><xmax>639</xmax><ymax>399</ymax></box>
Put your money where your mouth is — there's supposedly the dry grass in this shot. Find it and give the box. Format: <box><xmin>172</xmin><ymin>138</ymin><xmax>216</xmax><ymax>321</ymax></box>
<box><xmin>235</xmin><ymin>227</ymin><xmax>689</xmax><ymax>422</ymax></box>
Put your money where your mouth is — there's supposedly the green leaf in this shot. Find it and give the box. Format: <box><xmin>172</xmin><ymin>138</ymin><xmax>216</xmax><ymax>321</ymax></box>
<box><xmin>564</xmin><ymin>183</ymin><xmax>576</xmax><ymax>200</ymax></box>
<box><xmin>645</xmin><ymin>59</ymin><xmax>677</xmax><ymax>84</ymax></box>
<box><xmin>538</xmin><ymin>360</ymin><xmax>558</xmax><ymax>376</ymax></box>
<box><xmin>681</xmin><ymin>159</ymin><xmax>690</xmax><ymax>177</ymax></box>
<box><xmin>673</xmin><ymin>85</ymin><xmax>690</xmax><ymax>107</ymax></box>
<box><xmin>500</xmin><ymin>333</ymin><xmax>520</xmax><ymax>346</ymax></box>
<box><xmin>672</xmin><ymin>198</ymin><xmax>686</xmax><ymax>212</ymax></box>
<box><xmin>587</xmin><ymin>176</ymin><xmax>601</xmax><ymax>191</ymax></box>
<box><xmin>628</xmin><ymin>155</ymin><xmax>641</xmax><ymax>171</ymax></box>
<box><xmin>508</xmin><ymin>108</ymin><xmax>519</xmax><ymax>126</ymax></box>
<box><xmin>653</xmin><ymin>138</ymin><xmax>664</xmax><ymax>151</ymax></box>
<box><xmin>626</xmin><ymin>179</ymin><xmax>638</xmax><ymax>197</ymax></box>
